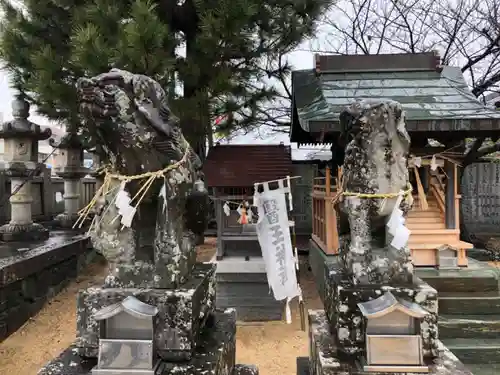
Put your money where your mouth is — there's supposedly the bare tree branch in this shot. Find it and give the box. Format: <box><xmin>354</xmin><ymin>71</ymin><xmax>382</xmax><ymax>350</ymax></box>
<box><xmin>315</xmin><ymin>0</ymin><xmax>500</xmax><ymax>163</ymax></box>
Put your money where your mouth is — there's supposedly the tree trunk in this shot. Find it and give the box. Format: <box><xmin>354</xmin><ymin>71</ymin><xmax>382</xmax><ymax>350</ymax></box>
<box><xmin>181</xmin><ymin>32</ymin><xmax>210</xmax><ymax>162</ymax></box>
<box><xmin>195</xmin><ymin>232</ymin><xmax>205</xmax><ymax>245</ymax></box>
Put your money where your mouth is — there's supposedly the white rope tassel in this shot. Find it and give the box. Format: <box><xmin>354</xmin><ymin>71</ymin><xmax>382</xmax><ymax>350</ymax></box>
<box><xmin>287</xmin><ymin>175</ymin><xmax>293</xmax><ymax>211</ymax></box>
<box><xmin>285</xmin><ymin>297</ymin><xmax>292</xmax><ymax>324</ymax></box>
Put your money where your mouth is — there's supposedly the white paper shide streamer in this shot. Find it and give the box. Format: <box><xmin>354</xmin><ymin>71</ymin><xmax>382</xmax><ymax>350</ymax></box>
<box><xmin>386</xmin><ymin>192</ymin><xmax>411</xmax><ymax>250</ymax></box>
<box><xmin>114</xmin><ymin>182</ymin><xmax>136</xmax><ymax>227</ymax></box>
<box><xmin>254</xmin><ymin>183</ymin><xmax>300</xmax><ymax>323</ymax></box>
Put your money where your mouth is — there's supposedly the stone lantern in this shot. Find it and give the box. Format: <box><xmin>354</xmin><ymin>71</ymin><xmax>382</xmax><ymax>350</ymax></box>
<box><xmin>50</xmin><ymin>131</ymin><xmax>89</xmax><ymax>228</ymax></box>
<box><xmin>0</xmin><ymin>97</ymin><xmax>51</xmax><ymax>241</ymax></box>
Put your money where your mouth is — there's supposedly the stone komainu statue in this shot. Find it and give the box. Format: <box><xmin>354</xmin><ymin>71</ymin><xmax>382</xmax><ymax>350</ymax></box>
<box><xmin>338</xmin><ymin>100</ymin><xmax>413</xmax><ymax>284</ymax></box>
<box><xmin>77</xmin><ymin>69</ymin><xmax>208</xmax><ymax>288</ymax></box>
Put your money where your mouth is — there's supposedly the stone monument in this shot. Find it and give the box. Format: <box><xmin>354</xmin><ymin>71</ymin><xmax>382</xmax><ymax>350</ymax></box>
<box><xmin>38</xmin><ymin>69</ymin><xmax>257</xmax><ymax>375</ymax></box>
<box><xmin>0</xmin><ymin>97</ymin><xmax>51</xmax><ymax>241</ymax></box>
<box><xmin>300</xmin><ymin>100</ymin><xmax>474</xmax><ymax>374</ymax></box>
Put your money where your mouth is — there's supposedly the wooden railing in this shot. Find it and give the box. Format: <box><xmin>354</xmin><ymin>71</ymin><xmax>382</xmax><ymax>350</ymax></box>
<box><xmin>430</xmin><ymin>178</ymin><xmax>446</xmax><ymax>215</ymax></box>
<box><xmin>311</xmin><ymin>167</ymin><xmax>340</xmax><ymax>254</ymax></box>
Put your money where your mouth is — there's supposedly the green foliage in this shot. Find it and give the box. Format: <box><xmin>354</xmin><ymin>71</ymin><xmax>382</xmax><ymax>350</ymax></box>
<box><xmin>0</xmin><ymin>0</ymin><xmax>332</xmax><ymax>145</ymax></box>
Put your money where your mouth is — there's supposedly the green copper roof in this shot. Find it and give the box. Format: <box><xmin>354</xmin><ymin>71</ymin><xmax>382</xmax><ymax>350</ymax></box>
<box><xmin>291</xmin><ymin>66</ymin><xmax>500</xmax><ymax>136</ymax></box>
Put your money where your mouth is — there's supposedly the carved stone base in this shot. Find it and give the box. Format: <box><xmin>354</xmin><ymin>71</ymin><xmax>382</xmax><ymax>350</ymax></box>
<box><xmin>323</xmin><ymin>262</ymin><xmax>438</xmax><ymax>357</ymax></box>
<box><xmin>307</xmin><ymin>310</ymin><xmax>474</xmax><ymax>375</ymax></box>
<box><xmin>76</xmin><ymin>263</ymin><xmax>216</xmax><ymax>361</ymax></box>
<box><xmin>101</xmin><ymin>234</ymin><xmax>198</xmax><ymax>289</ymax></box>
<box><xmin>0</xmin><ymin>222</ymin><xmax>49</xmax><ymax>241</ymax></box>
<box><xmin>39</xmin><ymin>310</ymin><xmax>258</xmax><ymax>375</ymax></box>
<box><xmin>53</xmin><ymin>212</ymin><xmax>80</xmax><ymax>228</ymax></box>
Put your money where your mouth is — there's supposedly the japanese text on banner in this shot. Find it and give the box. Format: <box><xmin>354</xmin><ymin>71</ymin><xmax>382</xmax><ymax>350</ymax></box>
<box><xmin>255</xmin><ymin>188</ymin><xmax>300</xmax><ymax>302</ymax></box>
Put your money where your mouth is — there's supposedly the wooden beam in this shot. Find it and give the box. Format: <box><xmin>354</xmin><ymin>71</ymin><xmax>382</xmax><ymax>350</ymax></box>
<box><xmin>444</xmin><ymin>160</ymin><xmax>456</xmax><ymax>229</ymax></box>
<box><xmin>454</xmin><ymin>164</ymin><xmax>460</xmax><ymax>230</ymax></box>
<box><xmin>325</xmin><ymin>167</ymin><xmax>331</xmax><ymax>197</ymax></box>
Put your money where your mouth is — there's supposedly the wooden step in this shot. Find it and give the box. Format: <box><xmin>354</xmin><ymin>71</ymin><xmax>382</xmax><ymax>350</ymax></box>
<box><xmin>407</xmin><ymin>222</ymin><xmax>446</xmax><ymax>230</ymax></box>
<box><xmin>407</xmin><ymin>210</ymin><xmax>442</xmax><ymax>218</ymax></box>
<box><xmin>409</xmin><ymin>241</ymin><xmax>474</xmax><ymax>250</ymax></box>
<box><xmin>409</xmin><ymin>229</ymin><xmax>460</xmax><ymax>244</ymax></box>
<box><xmin>441</xmin><ymin>338</ymin><xmax>500</xmax><ymax>364</ymax></box>
<box><xmin>412</xmin><ymin>198</ymin><xmax>439</xmax><ymax>205</ymax></box>
<box><xmin>410</xmin><ymin>207</ymin><xmax>441</xmax><ymax>213</ymax></box>
<box><xmin>439</xmin><ymin>314</ymin><xmax>500</xmax><ymax>339</ymax></box>
<box><xmin>406</xmin><ymin>216</ymin><xmax>443</xmax><ymax>224</ymax></box>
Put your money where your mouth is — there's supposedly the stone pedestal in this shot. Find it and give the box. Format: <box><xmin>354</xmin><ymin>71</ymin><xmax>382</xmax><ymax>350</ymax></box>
<box><xmin>299</xmin><ymin>261</ymin><xmax>475</xmax><ymax>374</ymax></box>
<box><xmin>51</xmin><ymin>132</ymin><xmax>89</xmax><ymax>228</ymax></box>
<box><xmin>323</xmin><ymin>262</ymin><xmax>439</xmax><ymax>355</ymax></box>
<box><xmin>0</xmin><ymin>98</ymin><xmax>51</xmax><ymax>241</ymax></box>
<box><xmin>39</xmin><ymin>260</ymin><xmax>259</xmax><ymax>375</ymax></box>
<box><xmin>76</xmin><ymin>263</ymin><xmax>216</xmax><ymax>360</ymax></box>
<box><xmin>39</xmin><ymin>310</ymin><xmax>258</xmax><ymax>375</ymax></box>
<box><xmin>306</xmin><ymin>310</ymin><xmax>474</xmax><ymax>375</ymax></box>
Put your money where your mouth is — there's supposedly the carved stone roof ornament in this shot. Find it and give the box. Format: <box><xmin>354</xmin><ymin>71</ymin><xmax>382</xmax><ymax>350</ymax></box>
<box><xmin>358</xmin><ymin>292</ymin><xmax>428</xmax><ymax>319</ymax></box>
<box><xmin>93</xmin><ymin>296</ymin><xmax>159</xmax><ymax>321</ymax></box>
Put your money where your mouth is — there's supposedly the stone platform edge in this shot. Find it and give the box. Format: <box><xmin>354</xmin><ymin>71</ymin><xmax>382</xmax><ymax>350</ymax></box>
<box><xmin>75</xmin><ymin>262</ymin><xmax>216</xmax><ymax>361</ymax></box>
<box><xmin>0</xmin><ymin>234</ymin><xmax>94</xmax><ymax>341</ymax></box>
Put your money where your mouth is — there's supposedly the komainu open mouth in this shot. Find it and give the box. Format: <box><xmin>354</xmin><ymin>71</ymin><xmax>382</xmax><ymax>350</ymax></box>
<box><xmin>77</xmin><ymin>77</ymin><xmax>119</xmax><ymax>119</ymax></box>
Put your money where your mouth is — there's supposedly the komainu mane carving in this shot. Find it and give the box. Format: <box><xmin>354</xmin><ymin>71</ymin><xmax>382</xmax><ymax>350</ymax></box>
<box><xmin>77</xmin><ymin>69</ymin><xmax>208</xmax><ymax>288</ymax></box>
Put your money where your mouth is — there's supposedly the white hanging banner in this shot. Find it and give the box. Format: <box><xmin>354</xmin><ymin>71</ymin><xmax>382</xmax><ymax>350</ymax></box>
<box><xmin>254</xmin><ymin>187</ymin><xmax>300</xmax><ymax>302</ymax></box>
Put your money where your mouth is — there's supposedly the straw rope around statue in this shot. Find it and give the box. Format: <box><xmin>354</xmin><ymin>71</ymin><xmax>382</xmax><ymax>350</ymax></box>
<box><xmin>73</xmin><ymin>148</ymin><xmax>190</xmax><ymax>231</ymax></box>
<box><xmin>330</xmin><ymin>179</ymin><xmax>413</xmax><ymax>207</ymax></box>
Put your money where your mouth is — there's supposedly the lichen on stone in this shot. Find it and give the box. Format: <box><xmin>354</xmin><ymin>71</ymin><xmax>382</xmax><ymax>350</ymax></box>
<box><xmin>76</xmin><ymin>69</ymin><xmax>210</xmax><ymax>288</ymax></box>
<box><xmin>338</xmin><ymin>100</ymin><xmax>413</xmax><ymax>285</ymax></box>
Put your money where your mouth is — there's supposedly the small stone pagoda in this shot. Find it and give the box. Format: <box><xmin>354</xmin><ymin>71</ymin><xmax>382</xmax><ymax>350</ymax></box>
<box><xmin>37</xmin><ymin>70</ymin><xmax>257</xmax><ymax>375</ymax></box>
<box><xmin>300</xmin><ymin>100</ymin><xmax>475</xmax><ymax>374</ymax></box>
